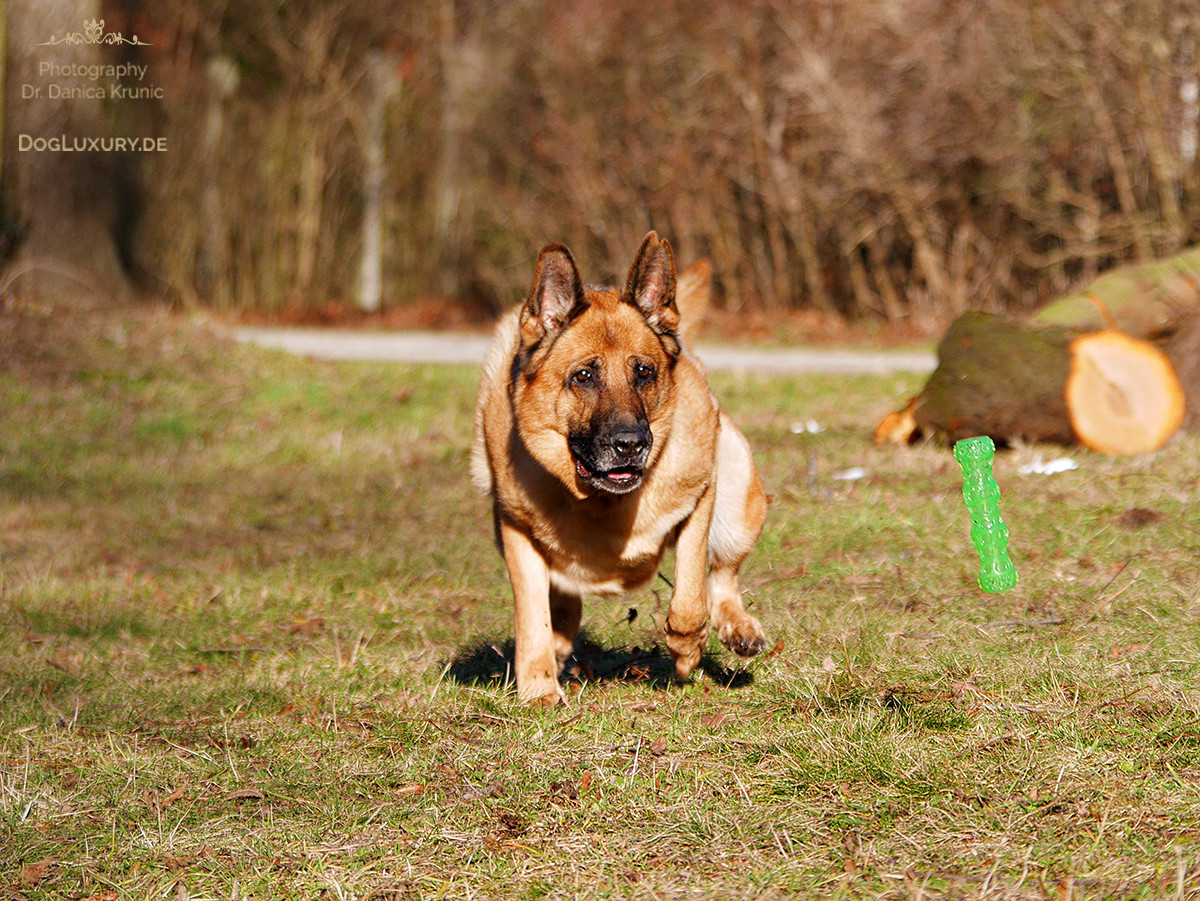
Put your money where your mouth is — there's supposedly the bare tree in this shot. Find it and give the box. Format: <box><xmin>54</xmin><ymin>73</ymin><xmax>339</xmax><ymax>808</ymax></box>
<box><xmin>118</xmin><ymin>0</ymin><xmax>1200</xmax><ymax>322</ymax></box>
<box><xmin>2</xmin><ymin>0</ymin><xmax>132</xmax><ymax>303</ymax></box>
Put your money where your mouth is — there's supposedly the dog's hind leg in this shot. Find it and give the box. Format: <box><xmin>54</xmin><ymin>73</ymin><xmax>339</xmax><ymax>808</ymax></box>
<box><xmin>707</xmin><ymin>417</ymin><xmax>769</xmax><ymax>658</ymax></box>
<box><xmin>550</xmin><ymin>588</ymin><xmax>582</xmax><ymax>670</ymax></box>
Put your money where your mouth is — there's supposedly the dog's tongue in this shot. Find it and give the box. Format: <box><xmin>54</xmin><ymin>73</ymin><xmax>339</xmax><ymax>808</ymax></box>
<box><xmin>575</xmin><ymin>458</ymin><xmax>640</xmax><ymax>487</ymax></box>
<box><xmin>604</xmin><ymin>471</ymin><xmax>637</xmax><ymax>485</ymax></box>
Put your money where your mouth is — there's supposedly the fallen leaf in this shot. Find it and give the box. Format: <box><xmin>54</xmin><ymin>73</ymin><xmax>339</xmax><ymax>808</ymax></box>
<box><xmin>1118</xmin><ymin>507</ymin><xmax>1161</xmax><ymax>529</ymax></box>
<box><xmin>765</xmin><ymin>640</ymin><xmax>785</xmax><ymax>659</ymax></box>
<box><xmin>21</xmin><ymin>857</ymin><xmax>53</xmax><ymax>886</ymax></box>
<box><xmin>494</xmin><ymin>810</ymin><xmax>528</xmax><ymax>836</ymax></box>
<box><xmin>145</xmin><ymin>784</ymin><xmax>185</xmax><ymax>813</ymax></box>
<box><xmin>627</xmin><ymin>664</ymin><xmax>651</xmax><ymax>682</ymax></box>
<box><xmin>225</xmin><ymin>787</ymin><xmax>266</xmax><ymax>801</ymax></box>
<box><xmin>549</xmin><ymin>779</ymin><xmax>579</xmax><ymax>801</ymax></box>
<box><xmin>648</xmin><ymin>736</ymin><xmax>668</xmax><ymax>756</ymax></box>
<box><xmin>1109</xmin><ymin>642</ymin><xmax>1146</xmax><ymax>660</ymax></box>
<box><xmin>287</xmin><ymin>616</ymin><xmax>325</xmax><ymax>635</ymax></box>
<box><xmin>822</xmin><ymin>656</ymin><xmax>837</xmax><ymax>673</ymax></box>
<box><xmin>163</xmin><ymin>853</ymin><xmax>195</xmax><ymax>871</ymax></box>
<box><xmin>700</xmin><ymin>712</ymin><xmax>728</xmax><ymax>728</ymax></box>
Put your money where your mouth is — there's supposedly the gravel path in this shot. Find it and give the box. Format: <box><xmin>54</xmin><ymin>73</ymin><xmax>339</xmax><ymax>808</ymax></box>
<box><xmin>233</xmin><ymin>326</ymin><xmax>936</xmax><ymax>376</ymax></box>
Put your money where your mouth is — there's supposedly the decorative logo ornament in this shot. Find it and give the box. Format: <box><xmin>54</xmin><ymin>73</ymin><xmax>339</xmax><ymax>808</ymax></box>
<box><xmin>38</xmin><ymin>19</ymin><xmax>151</xmax><ymax>47</ymax></box>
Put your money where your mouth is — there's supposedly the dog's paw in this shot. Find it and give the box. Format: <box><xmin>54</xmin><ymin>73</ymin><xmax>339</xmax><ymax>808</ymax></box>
<box><xmin>717</xmin><ymin>614</ymin><xmax>767</xmax><ymax>658</ymax></box>
<box><xmin>518</xmin><ymin>678</ymin><xmax>567</xmax><ymax>708</ymax></box>
<box><xmin>671</xmin><ymin>648</ymin><xmax>703</xmax><ymax>683</ymax></box>
<box><xmin>663</xmin><ymin>623</ymin><xmax>708</xmax><ymax>681</ymax></box>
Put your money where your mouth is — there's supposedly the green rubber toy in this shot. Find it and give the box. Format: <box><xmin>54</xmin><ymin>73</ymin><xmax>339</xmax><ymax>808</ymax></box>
<box><xmin>953</xmin><ymin>436</ymin><xmax>1018</xmax><ymax>593</ymax></box>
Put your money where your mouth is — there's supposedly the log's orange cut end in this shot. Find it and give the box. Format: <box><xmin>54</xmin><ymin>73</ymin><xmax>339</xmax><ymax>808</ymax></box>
<box><xmin>1066</xmin><ymin>330</ymin><xmax>1186</xmax><ymax>455</ymax></box>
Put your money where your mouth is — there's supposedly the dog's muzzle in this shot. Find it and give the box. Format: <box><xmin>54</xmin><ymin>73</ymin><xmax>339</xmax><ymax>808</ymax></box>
<box><xmin>569</xmin><ymin>424</ymin><xmax>652</xmax><ymax>495</ymax></box>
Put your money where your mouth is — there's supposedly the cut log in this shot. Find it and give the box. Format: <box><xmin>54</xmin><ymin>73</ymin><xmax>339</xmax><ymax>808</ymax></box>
<box><xmin>901</xmin><ymin>311</ymin><xmax>1077</xmax><ymax>446</ymax></box>
<box><xmin>1163</xmin><ymin>308</ymin><xmax>1200</xmax><ymax>434</ymax></box>
<box><xmin>1065</xmin><ymin>331</ymin><xmax>1186</xmax><ymax>455</ymax></box>
<box><xmin>874</xmin><ymin>311</ymin><xmax>1187</xmax><ymax>454</ymax></box>
<box><xmin>1034</xmin><ymin>247</ymin><xmax>1200</xmax><ymax>337</ymax></box>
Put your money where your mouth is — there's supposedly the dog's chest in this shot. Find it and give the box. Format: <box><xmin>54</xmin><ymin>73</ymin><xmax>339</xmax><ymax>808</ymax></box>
<box><xmin>540</xmin><ymin>493</ymin><xmax>695</xmax><ymax>595</ymax></box>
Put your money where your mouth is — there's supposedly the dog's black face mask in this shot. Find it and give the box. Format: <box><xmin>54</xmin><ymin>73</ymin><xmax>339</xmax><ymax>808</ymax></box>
<box><xmin>568</xmin><ymin>414</ymin><xmax>652</xmax><ymax>495</ymax></box>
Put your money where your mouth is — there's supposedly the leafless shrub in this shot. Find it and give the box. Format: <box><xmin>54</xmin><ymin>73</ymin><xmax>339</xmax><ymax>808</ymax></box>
<box><xmin>137</xmin><ymin>0</ymin><xmax>1200</xmax><ymax>323</ymax></box>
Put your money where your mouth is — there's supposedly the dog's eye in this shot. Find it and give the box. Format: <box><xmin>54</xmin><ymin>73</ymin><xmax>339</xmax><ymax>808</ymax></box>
<box><xmin>572</xmin><ymin>368</ymin><xmax>594</xmax><ymax>386</ymax></box>
<box><xmin>633</xmin><ymin>362</ymin><xmax>656</xmax><ymax>383</ymax></box>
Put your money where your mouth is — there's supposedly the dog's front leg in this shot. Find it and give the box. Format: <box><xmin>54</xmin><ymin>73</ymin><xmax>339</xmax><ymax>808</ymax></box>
<box><xmin>663</xmin><ymin>485</ymin><xmax>716</xmax><ymax>681</ymax></box>
<box><xmin>499</xmin><ymin>517</ymin><xmax>566</xmax><ymax>706</ymax></box>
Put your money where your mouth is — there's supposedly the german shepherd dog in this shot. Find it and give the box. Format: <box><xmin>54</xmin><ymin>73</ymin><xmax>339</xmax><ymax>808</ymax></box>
<box><xmin>471</xmin><ymin>232</ymin><xmax>767</xmax><ymax>705</ymax></box>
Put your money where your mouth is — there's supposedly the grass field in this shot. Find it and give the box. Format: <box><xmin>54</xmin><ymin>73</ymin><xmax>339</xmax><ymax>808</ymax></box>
<box><xmin>3</xmin><ymin>304</ymin><xmax>1200</xmax><ymax>900</ymax></box>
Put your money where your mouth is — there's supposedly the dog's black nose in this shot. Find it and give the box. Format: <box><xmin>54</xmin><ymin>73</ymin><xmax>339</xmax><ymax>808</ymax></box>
<box><xmin>611</xmin><ymin>430</ymin><xmax>649</xmax><ymax>460</ymax></box>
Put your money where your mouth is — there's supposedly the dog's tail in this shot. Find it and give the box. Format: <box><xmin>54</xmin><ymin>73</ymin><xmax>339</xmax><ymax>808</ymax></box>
<box><xmin>674</xmin><ymin>259</ymin><xmax>712</xmax><ymax>343</ymax></box>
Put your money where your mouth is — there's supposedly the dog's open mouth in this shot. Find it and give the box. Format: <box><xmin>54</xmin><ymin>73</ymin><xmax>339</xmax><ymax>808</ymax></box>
<box><xmin>574</xmin><ymin>458</ymin><xmax>644</xmax><ymax>493</ymax></box>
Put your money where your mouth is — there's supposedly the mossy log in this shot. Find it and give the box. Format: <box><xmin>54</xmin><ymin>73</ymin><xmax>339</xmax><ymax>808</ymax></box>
<box><xmin>1034</xmin><ymin>247</ymin><xmax>1200</xmax><ymax>336</ymax></box>
<box><xmin>1164</xmin><ymin>309</ymin><xmax>1200</xmax><ymax>434</ymax></box>
<box><xmin>875</xmin><ymin>311</ymin><xmax>1190</xmax><ymax>452</ymax></box>
<box><xmin>877</xmin><ymin>248</ymin><xmax>1200</xmax><ymax>452</ymax></box>
<box><xmin>908</xmin><ymin>312</ymin><xmax>1078</xmax><ymax>446</ymax></box>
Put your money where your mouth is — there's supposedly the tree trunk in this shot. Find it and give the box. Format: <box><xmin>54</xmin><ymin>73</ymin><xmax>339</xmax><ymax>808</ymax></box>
<box><xmin>357</xmin><ymin>52</ymin><xmax>401</xmax><ymax>314</ymax></box>
<box><xmin>2</xmin><ymin>0</ymin><xmax>131</xmax><ymax>303</ymax></box>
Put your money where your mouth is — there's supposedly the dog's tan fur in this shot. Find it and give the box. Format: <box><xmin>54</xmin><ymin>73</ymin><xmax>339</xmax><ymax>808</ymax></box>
<box><xmin>471</xmin><ymin>232</ymin><xmax>767</xmax><ymax>705</ymax></box>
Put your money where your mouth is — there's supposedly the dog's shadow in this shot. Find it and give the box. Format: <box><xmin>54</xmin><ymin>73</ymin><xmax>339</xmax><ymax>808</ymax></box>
<box><xmin>445</xmin><ymin>630</ymin><xmax>754</xmax><ymax>694</ymax></box>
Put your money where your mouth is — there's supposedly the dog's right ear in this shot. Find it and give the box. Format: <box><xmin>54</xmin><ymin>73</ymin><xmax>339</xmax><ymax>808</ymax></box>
<box><xmin>521</xmin><ymin>243</ymin><xmax>586</xmax><ymax>342</ymax></box>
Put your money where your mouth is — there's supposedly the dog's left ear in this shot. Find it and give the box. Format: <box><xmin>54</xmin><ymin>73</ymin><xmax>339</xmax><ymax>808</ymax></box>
<box><xmin>622</xmin><ymin>232</ymin><xmax>680</xmax><ymax>337</ymax></box>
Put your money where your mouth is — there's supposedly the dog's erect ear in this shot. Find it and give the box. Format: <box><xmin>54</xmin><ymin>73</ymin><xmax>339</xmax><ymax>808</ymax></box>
<box><xmin>522</xmin><ymin>243</ymin><xmax>586</xmax><ymax>339</ymax></box>
<box><xmin>622</xmin><ymin>232</ymin><xmax>679</xmax><ymax>335</ymax></box>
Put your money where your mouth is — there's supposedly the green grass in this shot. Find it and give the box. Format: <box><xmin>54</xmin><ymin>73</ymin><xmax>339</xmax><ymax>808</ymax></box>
<box><xmin>3</xmin><ymin>306</ymin><xmax>1200</xmax><ymax>899</ymax></box>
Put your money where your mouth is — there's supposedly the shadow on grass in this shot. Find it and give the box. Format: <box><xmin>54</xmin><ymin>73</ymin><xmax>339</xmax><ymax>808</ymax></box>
<box><xmin>446</xmin><ymin>630</ymin><xmax>754</xmax><ymax>693</ymax></box>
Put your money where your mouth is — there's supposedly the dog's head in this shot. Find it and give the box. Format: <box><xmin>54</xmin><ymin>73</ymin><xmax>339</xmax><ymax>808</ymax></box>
<box><xmin>511</xmin><ymin>232</ymin><xmax>682</xmax><ymax>498</ymax></box>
